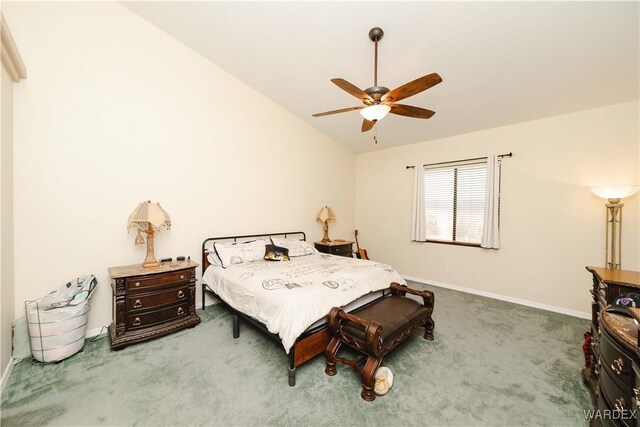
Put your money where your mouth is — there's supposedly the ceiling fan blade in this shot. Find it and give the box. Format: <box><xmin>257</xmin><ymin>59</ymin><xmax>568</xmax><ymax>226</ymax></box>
<box><xmin>382</xmin><ymin>73</ymin><xmax>442</xmax><ymax>103</ymax></box>
<box><xmin>361</xmin><ymin>119</ymin><xmax>376</xmax><ymax>132</ymax></box>
<box><xmin>331</xmin><ymin>78</ymin><xmax>373</xmax><ymax>104</ymax></box>
<box><xmin>389</xmin><ymin>104</ymin><xmax>436</xmax><ymax>119</ymax></box>
<box><xmin>312</xmin><ymin>106</ymin><xmax>364</xmax><ymax>117</ymax></box>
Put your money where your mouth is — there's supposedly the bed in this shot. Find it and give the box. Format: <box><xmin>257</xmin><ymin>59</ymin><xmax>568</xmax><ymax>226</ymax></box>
<box><xmin>201</xmin><ymin>231</ymin><xmax>406</xmax><ymax>386</ymax></box>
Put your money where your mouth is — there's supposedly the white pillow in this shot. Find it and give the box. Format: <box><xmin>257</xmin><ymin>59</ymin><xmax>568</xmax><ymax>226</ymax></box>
<box><xmin>214</xmin><ymin>240</ymin><xmax>267</xmax><ymax>268</ymax></box>
<box><xmin>270</xmin><ymin>237</ymin><xmax>318</xmax><ymax>257</ymax></box>
<box><xmin>206</xmin><ymin>250</ymin><xmax>222</xmax><ymax>267</ymax></box>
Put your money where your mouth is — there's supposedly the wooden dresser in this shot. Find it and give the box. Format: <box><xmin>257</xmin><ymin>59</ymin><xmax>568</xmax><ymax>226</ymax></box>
<box><xmin>586</xmin><ymin>267</ymin><xmax>640</xmax><ymax>381</ymax></box>
<box><xmin>314</xmin><ymin>240</ymin><xmax>354</xmax><ymax>257</ymax></box>
<box><xmin>598</xmin><ymin>309</ymin><xmax>639</xmax><ymax>425</ymax></box>
<box><xmin>584</xmin><ymin>266</ymin><xmax>640</xmax><ymax>423</ymax></box>
<box><xmin>108</xmin><ymin>261</ymin><xmax>200</xmax><ymax>349</ymax></box>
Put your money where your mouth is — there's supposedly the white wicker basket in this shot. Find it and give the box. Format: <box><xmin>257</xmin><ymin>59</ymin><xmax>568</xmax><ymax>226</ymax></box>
<box><xmin>25</xmin><ymin>300</ymin><xmax>91</xmax><ymax>363</ymax></box>
<box><xmin>24</xmin><ymin>275</ymin><xmax>97</xmax><ymax>363</ymax></box>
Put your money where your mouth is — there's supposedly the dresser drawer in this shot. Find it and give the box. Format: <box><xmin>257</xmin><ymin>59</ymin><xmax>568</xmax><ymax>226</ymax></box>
<box><xmin>601</xmin><ymin>362</ymin><xmax>633</xmax><ymax>413</ymax></box>
<box><xmin>598</xmin><ymin>386</ymin><xmax>628</xmax><ymax>427</ymax></box>
<box><xmin>126</xmin><ymin>285</ymin><xmax>190</xmax><ymax>312</ymax></box>
<box><xmin>633</xmin><ymin>364</ymin><xmax>640</xmax><ymax>411</ymax></box>
<box><xmin>126</xmin><ymin>302</ymin><xmax>190</xmax><ymax>330</ymax></box>
<box><xmin>126</xmin><ymin>269</ymin><xmax>191</xmax><ymax>292</ymax></box>
<box><xmin>601</xmin><ymin>330</ymin><xmax>634</xmax><ymax>388</ymax></box>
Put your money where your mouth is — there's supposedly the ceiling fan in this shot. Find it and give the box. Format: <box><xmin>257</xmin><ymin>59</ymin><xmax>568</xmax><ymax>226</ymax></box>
<box><xmin>313</xmin><ymin>27</ymin><xmax>442</xmax><ymax>133</ymax></box>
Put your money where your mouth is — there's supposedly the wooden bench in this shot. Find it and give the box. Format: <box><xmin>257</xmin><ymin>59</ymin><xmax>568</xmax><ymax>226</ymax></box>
<box><xmin>324</xmin><ymin>282</ymin><xmax>435</xmax><ymax>401</ymax></box>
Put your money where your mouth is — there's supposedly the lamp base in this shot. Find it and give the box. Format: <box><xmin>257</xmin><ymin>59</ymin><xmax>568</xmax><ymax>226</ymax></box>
<box><xmin>142</xmin><ymin>261</ymin><xmax>160</xmax><ymax>268</ymax></box>
<box><xmin>322</xmin><ymin>220</ymin><xmax>331</xmax><ymax>243</ymax></box>
<box><xmin>142</xmin><ymin>226</ymin><xmax>160</xmax><ymax>268</ymax></box>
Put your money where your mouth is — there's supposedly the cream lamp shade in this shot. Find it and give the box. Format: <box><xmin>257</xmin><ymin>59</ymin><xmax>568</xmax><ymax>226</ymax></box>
<box><xmin>316</xmin><ymin>206</ymin><xmax>336</xmax><ymax>223</ymax></box>
<box><xmin>127</xmin><ymin>201</ymin><xmax>171</xmax><ymax>231</ymax></box>
<box><xmin>316</xmin><ymin>206</ymin><xmax>336</xmax><ymax>243</ymax></box>
<box><xmin>590</xmin><ymin>186</ymin><xmax>639</xmax><ymax>203</ymax></box>
<box><xmin>127</xmin><ymin>201</ymin><xmax>171</xmax><ymax>268</ymax></box>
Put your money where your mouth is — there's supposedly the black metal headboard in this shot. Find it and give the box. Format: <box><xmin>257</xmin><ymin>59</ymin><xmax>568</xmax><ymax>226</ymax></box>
<box><xmin>201</xmin><ymin>231</ymin><xmax>306</xmax><ymax>274</ymax></box>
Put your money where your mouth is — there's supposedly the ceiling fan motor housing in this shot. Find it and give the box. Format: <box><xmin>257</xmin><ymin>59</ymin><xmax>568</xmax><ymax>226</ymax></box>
<box><xmin>364</xmin><ymin>86</ymin><xmax>390</xmax><ymax>102</ymax></box>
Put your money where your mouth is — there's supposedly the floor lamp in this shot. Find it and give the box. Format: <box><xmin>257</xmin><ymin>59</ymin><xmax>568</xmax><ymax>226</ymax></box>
<box><xmin>591</xmin><ymin>187</ymin><xmax>639</xmax><ymax>270</ymax></box>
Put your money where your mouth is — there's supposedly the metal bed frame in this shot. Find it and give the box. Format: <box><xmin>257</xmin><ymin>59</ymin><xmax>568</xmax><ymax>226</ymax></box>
<box><xmin>200</xmin><ymin>231</ymin><xmax>385</xmax><ymax>386</ymax></box>
<box><xmin>202</xmin><ymin>231</ymin><xmax>312</xmax><ymax>386</ymax></box>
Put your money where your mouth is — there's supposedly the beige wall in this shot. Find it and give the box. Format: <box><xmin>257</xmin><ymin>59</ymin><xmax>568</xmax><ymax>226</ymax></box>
<box><xmin>3</xmin><ymin>2</ymin><xmax>355</xmax><ymax>332</ymax></box>
<box><xmin>1</xmin><ymin>59</ymin><xmax>15</xmax><ymax>375</ymax></box>
<box><xmin>356</xmin><ymin>101</ymin><xmax>639</xmax><ymax>316</ymax></box>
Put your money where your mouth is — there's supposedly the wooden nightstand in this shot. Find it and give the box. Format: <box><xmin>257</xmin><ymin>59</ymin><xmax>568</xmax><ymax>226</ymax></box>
<box><xmin>108</xmin><ymin>261</ymin><xmax>200</xmax><ymax>349</ymax></box>
<box><xmin>314</xmin><ymin>240</ymin><xmax>354</xmax><ymax>257</ymax></box>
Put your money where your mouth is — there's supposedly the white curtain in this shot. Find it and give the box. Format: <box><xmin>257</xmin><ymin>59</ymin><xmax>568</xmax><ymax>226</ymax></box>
<box><xmin>411</xmin><ymin>166</ymin><xmax>427</xmax><ymax>241</ymax></box>
<box><xmin>481</xmin><ymin>154</ymin><xmax>500</xmax><ymax>249</ymax></box>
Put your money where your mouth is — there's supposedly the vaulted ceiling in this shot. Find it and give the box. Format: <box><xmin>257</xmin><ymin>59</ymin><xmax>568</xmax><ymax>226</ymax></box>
<box><xmin>123</xmin><ymin>1</ymin><xmax>639</xmax><ymax>153</ymax></box>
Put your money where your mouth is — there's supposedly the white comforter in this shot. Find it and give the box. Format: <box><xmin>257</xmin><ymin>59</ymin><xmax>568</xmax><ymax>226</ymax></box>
<box><xmin>202</xmin><ymin>253</ymin><xmax>405</xmax><ymax>352</ymax></box>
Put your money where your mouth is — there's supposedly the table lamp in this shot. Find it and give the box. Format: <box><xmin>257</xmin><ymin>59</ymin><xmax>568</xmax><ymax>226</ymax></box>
<box><xmin>127</xmin><ymin>201</ymin><xmax>171</xmax><ymax>268</ymax></box>
<box><xmin>591</xmin><ymin>186</ymin><xmax>639</xmax><ymax>269</ymax></box>
<box><xmin>317</xmin><ymin>206</ymin><xmax>336</xmax><ymax>243</ymax></box>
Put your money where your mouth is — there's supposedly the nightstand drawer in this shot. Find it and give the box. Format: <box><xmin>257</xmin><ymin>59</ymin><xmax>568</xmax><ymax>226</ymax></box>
<box><xmin>126</xmin><ymin>301</ymin><xmax>190</xmax><ymax>330</ymax></box>
<box><xmin>126</xmin><ymin>269</ymin><xmax>191</xmax><ymax>292</ymax></box>
<box><xmin>315</xmin><ymin>240</ymin><xmax>354</xmax><ymax>258</ymax></box>
<box><xmin>126</xmin><ymin>285</ymin><xmax>190</xmax><ymax>312</ymax></box>
<box><xmin>330</xmin><ymin>245</ymin><xmax>352</xmax><ymax>256</ymax></box>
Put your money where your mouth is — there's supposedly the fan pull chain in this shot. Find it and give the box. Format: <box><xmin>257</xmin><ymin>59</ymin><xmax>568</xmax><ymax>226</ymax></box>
<box><xmin>374</xmin><ymin>125</ymin><xmax>378</xmax><ymax>144</ymax></box>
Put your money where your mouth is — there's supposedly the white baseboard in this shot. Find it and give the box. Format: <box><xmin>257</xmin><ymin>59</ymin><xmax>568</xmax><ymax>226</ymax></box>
<box><xmin>403</xmin><ymin>274</ymin><xmax>591</xmax><ymax>320</ymax></box>
<box><xmin>1</xmin><ymin>357</ymin><xmax>14</xmax><ymax>393</ymax></box>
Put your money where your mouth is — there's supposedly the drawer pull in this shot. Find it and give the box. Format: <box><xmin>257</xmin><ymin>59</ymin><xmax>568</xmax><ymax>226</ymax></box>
<box><xmin>134</xmin><ymin>282</ymin><xmax>141</xmax><ymax>287</ymax></box>
<box><xmin>177</xmin><ymin>307</ymin><xmax>184</xmax><ymax>316</ymax></box>
<box><xmin>133</xmin><ymin>317</ymin><xmax>141</xmax><ymax>326</ymax></box>
<box><xmin>177</xmin><ymin>290</ymin><xmax>185</xmax><ymax>298</ymax></box>
<box><xmin>614</xmin><ymin>397</ymin><xmax>625</xmax><ymax>411</ymax></box>
<box><xmin>133</xmin><ymin>300</ymin><xmax>142</xmax><ymax>309</ymax></box>
<box><xmin>611</xmin><ymin>357</ymin><xmax>624</xmax><ymax>375</ymax></box>
<box><xmin>180</xmin><ymin>275</ymin><xmax>185</xmax><ymax>280</ymax></box>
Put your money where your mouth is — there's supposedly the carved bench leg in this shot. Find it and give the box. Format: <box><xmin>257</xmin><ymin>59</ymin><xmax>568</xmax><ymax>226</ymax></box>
<box><xmin>232</xmin><ymin>313</ymin><xmax>240</xmax><ymax>339</ymax></box>
<box><xmin>324</xmin><ymin>336</ymin><xmax>341</xmax><ymax>376</ymax></box>
<box><xmin>360</xmin><ymin>355</ymin><xmax>383</xmax><ymax>402</ymax></box>
<box><xmin>424</xmin><ymin>319</ymin><xmax>435</xmax><ymax>341</ymax></box>
<box><xmin>423</xmin><ymin>291</ymin><xmax>435</xmax><ymax>341</ymax></box>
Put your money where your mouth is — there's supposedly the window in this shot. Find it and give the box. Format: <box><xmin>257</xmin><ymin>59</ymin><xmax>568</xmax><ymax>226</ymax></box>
<box><xmin>423</xmin><ymin>159</ymin><xmax>501</xmax><ymax>245</ymax></box>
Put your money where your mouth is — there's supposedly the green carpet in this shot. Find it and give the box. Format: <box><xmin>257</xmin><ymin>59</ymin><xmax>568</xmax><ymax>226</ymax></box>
<box><xmin>1</xmin><ymin>282</ymin><xmax>590</xmax><ymax>426</ymax></box>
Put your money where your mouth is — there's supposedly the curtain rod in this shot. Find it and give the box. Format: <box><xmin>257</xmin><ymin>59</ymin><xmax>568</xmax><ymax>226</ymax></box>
<box><xmin>405</xmin><ymin>152</ymin><xmax>513</xmax><ymax>169</ymax></box>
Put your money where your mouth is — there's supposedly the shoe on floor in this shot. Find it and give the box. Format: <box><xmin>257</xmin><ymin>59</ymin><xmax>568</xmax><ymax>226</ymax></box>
<box><xmin>374</xmin><ymin>367</ymin><xmax>393</xmax><ymax>396</ymax></box>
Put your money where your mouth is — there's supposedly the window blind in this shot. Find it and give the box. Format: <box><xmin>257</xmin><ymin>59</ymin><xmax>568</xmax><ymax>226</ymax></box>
<box><xmin>423</xmin><ymin>160</ymin><xmax>500</xmax><ymax>244</ymax></box>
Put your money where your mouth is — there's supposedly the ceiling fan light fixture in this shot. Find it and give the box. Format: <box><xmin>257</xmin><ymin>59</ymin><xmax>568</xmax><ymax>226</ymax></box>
<box><xmin>359</xmin><ymin>104</ymin><xmax>391</xmax><ymax>122</ymax></box>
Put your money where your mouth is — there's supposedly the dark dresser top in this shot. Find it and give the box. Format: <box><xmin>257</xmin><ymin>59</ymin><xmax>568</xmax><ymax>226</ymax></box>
<box><xmin>601</xmin><ymin>310</ymin><xmax>639</xmax><ymax>353</ymax></box>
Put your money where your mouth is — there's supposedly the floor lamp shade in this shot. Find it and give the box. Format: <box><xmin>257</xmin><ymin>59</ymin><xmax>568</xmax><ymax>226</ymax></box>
<box><xmin>591</xmin><ymin>187</ymin><xmax>639</xmax><ymax>269</ymax></box>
